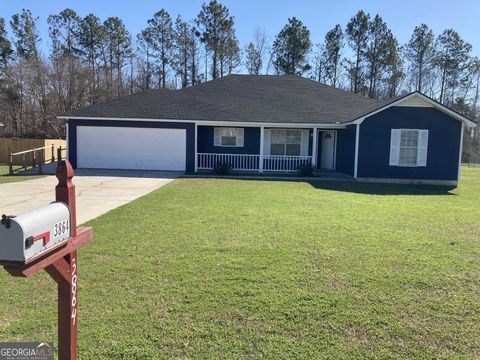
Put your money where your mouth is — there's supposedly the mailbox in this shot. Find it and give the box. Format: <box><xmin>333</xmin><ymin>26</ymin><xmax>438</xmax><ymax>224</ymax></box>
<box><xmin>0</xmin><ymin>202</ymin><xmax>71</xmax><ymax>262</ymax></box>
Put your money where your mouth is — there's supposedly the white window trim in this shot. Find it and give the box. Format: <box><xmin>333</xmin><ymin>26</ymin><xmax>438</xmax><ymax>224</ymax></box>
<box><xmin>389</xmin><ymin>128</ymin><xmax>429</xmax><ymax>168</ymax></box>
<box><xmin>266</xmin><ymin>128</ymin><xmax>309</xmax><ymax>156</ymax></box>
<box><xmin>214</xmin><ymin>127</ymin><xmax>244</xmax><ymax>147</ymax></box>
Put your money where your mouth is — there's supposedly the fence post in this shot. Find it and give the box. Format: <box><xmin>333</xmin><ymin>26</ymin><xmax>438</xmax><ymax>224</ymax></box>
<box><xmin>51</xmin><ymin>144</ymin><xmax>55</xmax><ymax>163</ymax></box>
<box><xmin>9</xmin><ymin>154</ymin><xmax>13</xmax><ymax>175</ymax></box>
<box><xmin>57</xmin><ymin>146</ymin><xmax>62</xmax><ymax>162</ymax></box>
<box><xmin>22</xmin><ymin>153</ymin><xmax>26</xmax><ymax>171</ymax></box>
<box><xmin>38</xmin><ymin>149</ymin><xmax>43</xmax><ymax>174</ymax></box>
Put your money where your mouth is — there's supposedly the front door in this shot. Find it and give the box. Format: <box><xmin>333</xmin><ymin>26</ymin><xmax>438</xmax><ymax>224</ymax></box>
<box><xmin>319</xmin><ymin>130</ymin><xmax>336</xmax><ymax>170</ymax></box>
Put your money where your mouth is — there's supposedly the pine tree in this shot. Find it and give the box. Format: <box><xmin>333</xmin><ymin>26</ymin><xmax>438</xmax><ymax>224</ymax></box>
<box><xmin>272</xmin><ymin>17</ymin><xmax>311</xmax><ymax>75</ymax></box>
<box><xmin>220</xmin><ymin>27</ymin><xmax>240</xmax><ymax>75</ymax></box>
<box><xmin>0</xmin><ymin>17</ymin><xmax>14</xmax><ymax>136</ymax></box>
<box><xmin>48</xmin><ymin>9</ymin><xmax>82</xmax><ymax>112</ymax></box>
<box><xmin>136</xmin><ymin>29</ymin><xmax>155</xmax><ymax>90</ymax></box>
<box><xmin>470</xmin><ymin>57</ymin><xmax>480</xmax><ymax>113</ymax></box>
<box><xmin>323</xmin><ymin>24</ymin><xmax>343</xmax><ymax>87</ymax></box>
<box><xmin>435</xmin><ymin>29</ymin><xmax>472</xmax><ymax>104</ymax></box>
<box><xmin>78</xmin><ymin>14</ymin><xmax>105</xmax><ymax>97</ymax></box>
<box><xmin>103</xmin><ymin>17</ymin><xmax>131</xmax><ymax>95</ymax></box>
<box><xmin>365</xmin><ymin>15</ymin><xmax>392</xmax><ymax>98</ymax></box>
<box><xmin>345</xmin><ymin>10</ymin><xmax>369</xmax><ymax>93</ymax></box>
<box><xmin>174</xmin><ymin>16</ymin><xmax>198</xmax><ymax>87</ymax></box>
<box><xmin>145</xmin><ymin>9</ymin><xmax>174</xmax><ymax>89</ymax></box>
<box><xmin>47</xmin><ymin>9</ymin><xmax>81</xmax><ymax>60</ymax></box>
<box><xmin>384</xmin><ymin>36</ymin><xmax>404</xmax><ymax>98</ymax></box>
<box><xmin>189</xmin><ymin>26</ymin><xmax>200</xmax><ymax>85</ymax></box>
<box><xmin>10</xmin><ymin>9</ymin><xmax>41</xmax><ymax>62</ymax></box>
<box><xmin>0</xmin><ymin>18</ymin><xmax>13</xmax><ymax>69</ymax></box>
<box><xmin>196</xmin><ymin>0</ymin><xmax>235</xmax><ymax>79</ymax></box>
<box><xmin>173</xmin><ymin>16</ymin><xmax>191</xmax><ymax>87</ymax></box>
<box><xmin>405</xmin><ymin>24</ymin><xmax>435</xmax><ymax>93</ymax></box>
<box><xmin>313</xmin><ymin>43</ymin><xmax>326</xmax><ymax>82</ymax></box>
<box><xmin>11</xmin><ymin>9</ymin><xmax>55</xmax><ymax>135</ymax></box>
<box><xmin>245</xmin><ymin>42</ymin><xmax>261</xmax><ymax>74</ymax></box>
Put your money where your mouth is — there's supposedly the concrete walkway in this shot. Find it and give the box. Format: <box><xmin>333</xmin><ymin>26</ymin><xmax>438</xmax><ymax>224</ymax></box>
<box><xmin>0</xmin><ymin>169</ymin><xmax>181</xmax><ymax>225</ymax></box>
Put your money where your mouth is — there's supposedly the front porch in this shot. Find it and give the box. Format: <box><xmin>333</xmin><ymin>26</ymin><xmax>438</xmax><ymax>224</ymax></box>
<box><xmin>195</xmin><ymin>125</ymin><xmax>343</xmax><ymax>173</ymax></box>
<box><xmin>197</xmin><ymin>153</ymin><xmax>313</xmax><ymax>172</ymax></box>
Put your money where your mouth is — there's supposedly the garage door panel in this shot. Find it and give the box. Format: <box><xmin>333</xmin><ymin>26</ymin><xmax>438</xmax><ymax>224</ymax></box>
<box><xmin>77</xmin><ymin>126</ymin><xmax>186</xmax><ymax>171</ymax></box>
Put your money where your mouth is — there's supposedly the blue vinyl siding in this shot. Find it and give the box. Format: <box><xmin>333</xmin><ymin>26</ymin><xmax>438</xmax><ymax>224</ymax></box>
<box><xmin>335</xmin><ymin>125</ymin><xmax>356</xmax><ymax>176</ymax></box>
<box><xmin>197</xmin><ymin>126</ymin><xmax>260</xmax><ymax>154</ymax></box>
<box><xmin>68</xmin><ymin>119</ymin><xmax>195</xmax><ymax>172</ymax></box>
<box><xmin>197</xmin><ymin>126</ymin><xmax>314</xmax><ymax>155</ymax></box>
<box><xmin>358</xmin><ymin>106</ymin><xmax>461</xmax><ymax>181</ymax></box>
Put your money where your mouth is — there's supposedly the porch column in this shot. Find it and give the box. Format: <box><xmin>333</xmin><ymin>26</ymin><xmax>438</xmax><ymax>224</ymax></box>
<box><xmin>259</xmin><ymin>126</ymin><xmax>264</xmax><ymax>173</ymax></box>
<box><xmin>194</xmin><ymin>123</ymin><xmax>198</xmax><ymax>172</ymax></box>
<box><xmin>311</xmin><ymin>128</ymin><xmax>318</xmax><ymax>167</ymax></box>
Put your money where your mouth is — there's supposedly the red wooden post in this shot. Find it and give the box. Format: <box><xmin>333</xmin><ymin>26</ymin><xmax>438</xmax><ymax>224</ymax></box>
<box><xmin>55</xmin><ymin>160</ymin><xmax>77</xmax><ymax>235</ymax></box>
<box><xmin>45</xmin><ymin>160</ymin><xmax>78</xmax><ymax>360</ymax></box>
<box><xmin>0</xmin><ymin>159</ymin><xmax>93</xmax><ymax>360</ymax></box>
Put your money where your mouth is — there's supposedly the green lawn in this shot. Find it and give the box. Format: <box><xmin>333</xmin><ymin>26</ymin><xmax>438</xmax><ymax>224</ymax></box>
<box><xmin>0</xmin><ymin>165</ymin><xmax>43</xmax><ymax>184</ymax></box>
<box><xmin>1</xmin><ymin>169</ymin><xmax>479</xmax><ymax>359</ymax></box>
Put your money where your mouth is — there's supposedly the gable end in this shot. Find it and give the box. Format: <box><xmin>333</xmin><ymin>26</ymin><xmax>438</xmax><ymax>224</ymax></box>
<box><xmin>351</xmin><ymin>92</ymin><xmax>476</xmax><ymax>128</ymax></box>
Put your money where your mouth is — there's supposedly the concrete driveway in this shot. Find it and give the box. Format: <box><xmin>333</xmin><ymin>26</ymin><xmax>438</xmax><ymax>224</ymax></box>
<box><xmin>0</xmin><ymin>169</ymin><xmax>181</xmax><ymax>225</ymax></box>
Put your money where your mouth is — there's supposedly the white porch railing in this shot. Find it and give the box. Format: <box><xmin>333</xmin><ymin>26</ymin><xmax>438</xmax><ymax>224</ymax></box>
<box><xmin>197</xmin><ymin>153</ymin><xmax>313</xmax><ymax>172</ymax></box>
<box><xmin>197</xmin><ymin>153</ymin><xmax>260</xmax><ymax>170</ymax></box>
<box><xmin>263</xmin><ymin>155</ymin><xmax>312</xmax><ymax>172</ymax></box>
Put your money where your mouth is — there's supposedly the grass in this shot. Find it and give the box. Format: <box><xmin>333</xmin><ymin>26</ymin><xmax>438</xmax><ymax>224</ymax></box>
<box><xmin>1</xmin><ymin>168</ymin><xmax>479</xmax><ymax>359</ymax></box>
<box><xmin>0</xmin><ymin>165</ymin><xmax>44</xmax><ymax>184</ymax></box>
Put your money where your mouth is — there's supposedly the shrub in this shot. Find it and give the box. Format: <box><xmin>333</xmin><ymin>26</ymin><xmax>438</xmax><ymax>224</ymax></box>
<box><xmin>298</xmin><ymin>163</ymin><xmax>315</xmax><ymax>176</ymax></box>
<box><xmin>214</xmin><ymin>162</ymin><xmax>233</xmax><ymax>175</ymax></box>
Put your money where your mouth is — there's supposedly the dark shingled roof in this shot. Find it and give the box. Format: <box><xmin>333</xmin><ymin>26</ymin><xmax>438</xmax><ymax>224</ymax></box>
<box><xmin>61</xmin><ymin>75</ymin><xmax>395</xmax><ymax>123</ymax></box>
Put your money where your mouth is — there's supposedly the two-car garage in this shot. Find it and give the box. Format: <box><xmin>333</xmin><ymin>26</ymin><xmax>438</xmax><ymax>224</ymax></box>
<box><xmin>69</xmin><ymin>120</ymin><xmax>195</xmax><ymax>172</ymax></box>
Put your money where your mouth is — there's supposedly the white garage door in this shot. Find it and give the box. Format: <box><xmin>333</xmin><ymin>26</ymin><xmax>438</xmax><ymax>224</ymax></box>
<box><xmin>77</xmin><ymin>126</ymin><xmax>186</xmax><ymax>171</ymax></box>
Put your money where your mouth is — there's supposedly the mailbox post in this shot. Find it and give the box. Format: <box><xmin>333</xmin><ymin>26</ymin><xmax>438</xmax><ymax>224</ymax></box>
<box><xmin>0</xmin><ymin>160</ymin><xmax>93</xmax><ymax>360</ymax></box>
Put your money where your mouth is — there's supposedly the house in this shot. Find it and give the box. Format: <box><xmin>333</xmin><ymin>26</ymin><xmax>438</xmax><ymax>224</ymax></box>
<box><xmin>58</xmin><ymin>75</ymin><xmax>476</xmax><ymax>186</ymax></box>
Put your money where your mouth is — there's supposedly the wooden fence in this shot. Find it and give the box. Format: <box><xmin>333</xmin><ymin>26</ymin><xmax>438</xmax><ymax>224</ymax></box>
<box><xmin>0</xmin><ymin>138</ymin><xmax>66</xmax><ymax>165</ymax></box>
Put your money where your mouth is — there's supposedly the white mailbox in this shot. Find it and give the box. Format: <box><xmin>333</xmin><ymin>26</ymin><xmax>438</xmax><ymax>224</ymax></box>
<box><xmin>0</xmin><ymin>202</ymin><xmax>71</xmax><ymax>262</ymax></box>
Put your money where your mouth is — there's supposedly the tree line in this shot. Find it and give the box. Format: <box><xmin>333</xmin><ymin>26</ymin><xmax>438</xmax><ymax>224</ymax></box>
<box><xmin>0</xmin><ymin>2</ymin><xmax>479</xmax><ymax>160</ymax></box>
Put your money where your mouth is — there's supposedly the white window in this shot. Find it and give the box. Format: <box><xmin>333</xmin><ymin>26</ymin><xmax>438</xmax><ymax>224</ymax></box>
<box><xmin>214</xmin><ymin>127</ymin><xmax>244</xmax><ymax>147</ymax></box>
<box><xmin>389</xmin><ymin>129</ymin><xmax>428</xmax><ymax>167</ymax></box>
<box><xmin>264</xmin><ymin>129</ymin><xmax>309</xmax><ymax>156</ymax></box>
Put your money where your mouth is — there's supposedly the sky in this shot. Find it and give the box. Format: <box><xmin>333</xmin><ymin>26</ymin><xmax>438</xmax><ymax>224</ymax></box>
<box><xmin>1</xmin><ymin>0</ymin><xmax>480</xmax><ymax>57</ymax></box>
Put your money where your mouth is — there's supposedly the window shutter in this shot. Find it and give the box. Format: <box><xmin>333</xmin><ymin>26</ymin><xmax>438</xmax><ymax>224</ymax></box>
<box><xmin>300</xmin><ymin>130</ymin><xmax>309</xmax><ymax>156</ymax></box>
<box><xmin>263</xmin><ymin>129</ymin><xmax>271</xmax><ymax>155</ymax></box>
<box><xmin>416</xmin><ymin>130</ymin><xmax>429</xmax><ymax>166</ymax></box>
<box><xmin>214</xmin><ymin>127</ymin><xmax>221</xmax><ymax>146</ymax></box>
<box><xmin>389</xmin><ymin>129</ymin><xmax>401</xmax><ymax>166</ymax></box>
<box><xmin>236</xmin><ymin>128</ymin><xmax>244</xmax><ymax>147</ymax></box>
